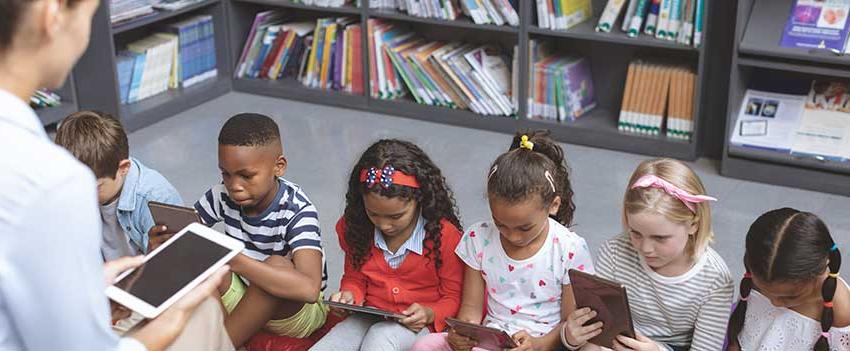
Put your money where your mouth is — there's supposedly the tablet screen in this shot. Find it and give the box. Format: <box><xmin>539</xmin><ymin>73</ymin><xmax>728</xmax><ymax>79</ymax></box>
<box><xmin>114</xmin><ymin>230</ymin><xmax>233</xmax><ymax>308</ymax></box>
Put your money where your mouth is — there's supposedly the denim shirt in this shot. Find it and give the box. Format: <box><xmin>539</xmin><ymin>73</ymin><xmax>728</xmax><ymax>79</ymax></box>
<box><xmin>116</xmin><ymin>157</ymin><xmax>183</xmax><ymax>252</ymax></box>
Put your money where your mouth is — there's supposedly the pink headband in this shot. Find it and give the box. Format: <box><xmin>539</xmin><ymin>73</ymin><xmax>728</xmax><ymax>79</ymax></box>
<box><xmin>630</xmin><ymin>175</ymin><xmax>717</xmax><ymax>213</ymax></box>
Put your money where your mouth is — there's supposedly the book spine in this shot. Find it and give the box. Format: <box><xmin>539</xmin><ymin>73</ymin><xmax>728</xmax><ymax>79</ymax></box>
<box><xmin>596</xmin><ymin>0</ymin><xmax>627</xmax><ymax>32</ymax></box>
<box><xmin>644</xmin><ymin>0</ymin><xmax>661</xmax><ymax>35</ymax></box>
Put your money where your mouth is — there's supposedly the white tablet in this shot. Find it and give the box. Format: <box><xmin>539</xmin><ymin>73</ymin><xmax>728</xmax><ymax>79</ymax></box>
<box><xmin>106</xmin><ymin>223</ymin><xmax>244</xmax><ymax>318</ymax></box>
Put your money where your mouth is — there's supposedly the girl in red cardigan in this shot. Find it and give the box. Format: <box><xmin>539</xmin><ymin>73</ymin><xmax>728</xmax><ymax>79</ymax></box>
<box><xmin>309</xmin><ymin>139</ymin><xmax>464</xmax><ymax>351</ymax></box>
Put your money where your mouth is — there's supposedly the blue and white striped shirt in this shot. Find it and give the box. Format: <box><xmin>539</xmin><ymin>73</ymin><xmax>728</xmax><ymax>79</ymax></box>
<box><xmin>373</xmin><ymin>214</ymin><xmax>426</xmax><ymax>269</ymax></box>
<box><xmin>194</xmin><ymin>177</ymin><xmax>327</xmax><ymax>289</ymax></box>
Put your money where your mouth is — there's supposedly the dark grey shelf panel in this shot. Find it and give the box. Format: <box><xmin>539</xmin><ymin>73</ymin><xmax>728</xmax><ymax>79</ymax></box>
<box><xmin>518</xmin><ymin>109</ymin><xmax>695</xmax><ymax>159</ymax></box>
<box><xmin>112</xmin><ymin>0</ymin><xmax>221</xmax><ymax>34</ymax></box>
<box><xmin>120</xmin><ymin>75</ymin><xmax>231</xmax><ymax>131</ymax></box>
<box><xmin>233</xmin><ymin>77</ymin><xmax>369</xmax><ymax>109</ymax></box>
<box><xmin>722</xmin><ymin>154</ymin><xmax>850</xmax><ymax>196</ymax></box>
<box><xmin>231</xmin><ymin>0</ymin><xmax>360</xmax><ymax>15</ymax></box>
<box><xmin>728</xmin><ymin>145</ymin><xmax>850</xmax><ymax>175</ymax></box>
<box><xmin>528</xmin><ymin>21</ymin><xmax>699</xmax><ymax>53</ymax></box>
<box><xmin>36</xmin><ymin>103</ymin><xmax>77</xmax><ymax>126</ymax></box>
<box><xmin>737</xmin><ymin>56</ymin><xmax>850</xmax><ymax>80</ymax></box>
<box><xmin>368</xmin><ymin>8</ymin><xmax>519</xmax><ymax>33</ymax></box>
<box><xmin>739</xmin><ymin>0</ymin><xmax>850</xmax><ymax>67</ymax></box>
<box><xmin>368</xmin><ymin>98</ymin><xmax>519</xmax><ymax>134</ymax></box>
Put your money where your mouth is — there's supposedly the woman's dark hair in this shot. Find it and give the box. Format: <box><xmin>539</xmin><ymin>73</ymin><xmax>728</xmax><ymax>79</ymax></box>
<box><xmin>487</xmin><ymin>130</ymin><xmax>575</xmax><ymax>227</ymax></box>
<box><xmin>343</xmin><ymin>139</ymin><xmax>461</xmax><ymax>270</ymax></box>
<box><xmin>726</xmin><ymin>208</ymin><xmax>842</xmax><ymax>351</ymax></box>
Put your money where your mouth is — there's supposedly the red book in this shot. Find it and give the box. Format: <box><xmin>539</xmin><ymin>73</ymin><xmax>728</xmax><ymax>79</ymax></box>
<box><xmin>260</xmin><ymin>30</ymin><xmax>290</xmax><ymax>79</ymax></box>
<box><xmin>351</xmin><ymin>24</ymin><xmax>363</xmax><ymax>95</ymax></box>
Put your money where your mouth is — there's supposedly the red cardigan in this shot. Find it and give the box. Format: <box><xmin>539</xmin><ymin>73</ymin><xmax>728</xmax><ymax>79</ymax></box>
<box><xmin>336</xmin><ymin>217</ymin><xmax>463</xmax><ymax>332</ymax></box>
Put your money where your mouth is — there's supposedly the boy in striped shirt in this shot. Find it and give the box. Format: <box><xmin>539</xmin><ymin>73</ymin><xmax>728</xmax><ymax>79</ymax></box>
<box><xmin>194</xmin><ymin>113</ymin><xmax>328</xmax><ymax>347</ymax></box>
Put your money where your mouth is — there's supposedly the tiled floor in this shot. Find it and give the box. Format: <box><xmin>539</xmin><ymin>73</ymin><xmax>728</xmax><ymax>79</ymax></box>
<box><xmin>129</xmin><ymin>92</ymin><xmax>850</xmax><ymax>292</ymax></box>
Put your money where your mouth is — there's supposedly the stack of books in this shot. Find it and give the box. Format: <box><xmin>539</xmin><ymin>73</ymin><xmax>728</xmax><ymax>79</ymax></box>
<box><xmin>110</xmin><ymin>0</ymin><xmax>155</xmax><ymax>24</ymax></box>
<box><xmin>116</xmin><ymin>15</ymin><xmax>218</xmax><ymax>104</ymax></box>
<box><xmin>526</xmin><ymin>39</ymin><xmax>596</xmax><ymax>122</ymax></box>
<box><xmin>371</xmin><ymin>0</ymin><xmax>519</xmax><ymax>26</ymax></box>
<box><xmin>235</xmin><ymin>11</ymin><xmax>364</xmax><ymax>94</ymax></box>
<box><xmin>617</xmin><ymin>60</ymin><xmax>695</xmax><ymax>140</ymax></box>
<box><xmin>595</xmin><ymin>0</ymin><xmax>706</xmax><ymax>47</ymax></box>
<box><xmin>368</xmin><ymin>19</ymin><xmax>516</xmax><ymax>116</ymax></box>
<box><xmin>535</xmin><ymin>0</ymin><xmax>593</xmax><ymax>31</ymax></box>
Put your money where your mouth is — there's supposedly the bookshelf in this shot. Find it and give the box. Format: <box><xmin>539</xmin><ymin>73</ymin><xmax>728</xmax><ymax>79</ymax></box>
<box><xmin>224</xmin><ymin>0</ymin><xmax>734</xmax><ymax>160</ymax></box>
<box><xmin>36</xmin><ymin>77</ymin><xmax>79</xmax><ymax>126</ymax></box>
<box><xmin>72</xmin><ymin>0</ymin><xmax>232</xmax><ymax>132</ymax></box>
<box><xmin>721</xmin><ymin>0</ymin><xmax>850</xmax><ymax>196</ymax></box>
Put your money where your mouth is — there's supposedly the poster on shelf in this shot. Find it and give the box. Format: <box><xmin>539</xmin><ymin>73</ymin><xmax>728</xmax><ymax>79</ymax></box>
<box><xmin>780</xmin><ymin>0</ymin><xmax>850</xmax><ymax>52</ymax></box>
<box><xmin>730</xmin><ymin>89</ymin><xmax>806</xmax><ymax>152</ymax></box>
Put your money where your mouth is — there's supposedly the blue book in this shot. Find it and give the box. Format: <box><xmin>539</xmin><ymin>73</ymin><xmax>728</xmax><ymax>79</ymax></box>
<box><xmin>116</xmin><ymin>52</ymin><xmax>136</xmax><ymax>104</ymax></box>
<box><xmin>127</xmin><ymin>52</ymin><xmax>146</xmax><ymax>103</ymax></box>
<box><xmin>204</xmin><ymin>16</ymin><xmax>216</xmax><ymax>73</ymax></box>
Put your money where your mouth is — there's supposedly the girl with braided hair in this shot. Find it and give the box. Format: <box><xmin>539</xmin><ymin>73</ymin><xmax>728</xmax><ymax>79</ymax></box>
<box><xmin>726</xmin><ymin>208</ymin><xmax>849</xmax><ymax>351</ymax></box>
<box><xmin>311</xmin><ymin>139</ymin><xmax>464</xmax><ymax>351</ymax></box>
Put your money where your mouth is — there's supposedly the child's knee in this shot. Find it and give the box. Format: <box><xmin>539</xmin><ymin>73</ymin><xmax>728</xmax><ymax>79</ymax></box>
<box><xmin>409</xmin><ymin>333</ymin><xmax>449</xmax><ymax>351</ymax></box>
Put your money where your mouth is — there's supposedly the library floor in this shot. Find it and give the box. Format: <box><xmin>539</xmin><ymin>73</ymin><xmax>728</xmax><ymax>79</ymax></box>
<box><xmin>129</xmin><ymin>92</ymin><xmax>850</xmax><ymax>291</ymax></box>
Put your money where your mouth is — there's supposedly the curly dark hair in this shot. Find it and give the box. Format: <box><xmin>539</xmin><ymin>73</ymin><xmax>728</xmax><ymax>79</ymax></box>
<box><xmin>344</xmin><ymin>139</ymin><xmax>461</xmax><ymax>270</ymax></box>
<box><xmin>218</xmin><ymin>113</ymin><xmax>280</xmax><ymax>147</ymax></box>
<box><xmin>487</xmin><ymin>130</ymin><xmax>576</xmax><ymax>227</ymax></box>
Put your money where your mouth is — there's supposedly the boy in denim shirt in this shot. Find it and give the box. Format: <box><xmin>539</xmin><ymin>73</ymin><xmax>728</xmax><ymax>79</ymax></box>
<box><xmin>55</xmin><ymin>110</ymin><xmax>182</xmax><ymax>260</ymax></box>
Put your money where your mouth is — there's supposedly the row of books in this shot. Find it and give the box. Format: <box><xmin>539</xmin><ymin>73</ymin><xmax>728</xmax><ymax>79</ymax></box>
<box><xmin>110</xmin><ymin>0</ymin><xmax>207</xmax><ymax>25</ymax></box>
<box><xmin>368</xmin><ymin>19</ymin><xmax>516</xmax><ymax>116</ymax></box>
<box><xmin>535</xmin><ymin>0</ymin><xmax>593</xmax><ymax>31</ymax></box>
<box><xmin>235</xmin><ymin>11</ymin><xmax>365</xmax><ymax>94</ymax></box>
<box><xmin>526</xmin><ymin>40</ymin><xmax>596</xmax><ymax>121</ymax></box>
<box><xmin>781</xmin><ymin>0</ymin><xmax>850</xmax><ymax>53</ymax></box>
<box><xmin>731</xmin><ymin>81</ymin><xmax>850</xmax><ymax>162</ymax></box>
<box><xmin>111</xmin><ymin>0</ymin><xmax>154</xmax><ymax>24</ymax></box>
<box><xmin>617</xmin><ymin>60</ymin><xmax>695</xmax><ymax>140</ymax></box>
<box><xmin>30</xmin><ymin>89</ymin><xmax>62</xmax><ymax>110</ymax></box>
<box><xmin>595</xmin><ymin>0</ymin><xmax>706</xmax><ymax>47</ymax></box>
<box><xmin>370</xmin><ymin>0</ymin><xmax>519</xmax><ymax>26</ymax></box>
<box><xmin>116</xmin><ymin>15</ymin><xmax>218</xmax><ymax>104</ymax></box>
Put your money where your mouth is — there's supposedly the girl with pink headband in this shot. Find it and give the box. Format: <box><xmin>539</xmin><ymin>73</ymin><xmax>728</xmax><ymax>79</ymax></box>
<box><xmin>562</xmin><ymin>158</ymin><xmax>733</xmax><ymax>351</ymax></box>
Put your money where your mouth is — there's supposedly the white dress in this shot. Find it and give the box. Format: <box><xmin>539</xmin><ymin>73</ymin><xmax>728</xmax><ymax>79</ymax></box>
<box><xmin>738</xmin><ymin>280</ymin><xmax>850</xmax><ymax>351</ymax></box>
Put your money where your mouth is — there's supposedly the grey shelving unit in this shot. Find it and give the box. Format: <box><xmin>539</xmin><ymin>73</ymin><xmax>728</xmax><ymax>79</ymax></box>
<box><xmin>721</xmin><ymin>0</ymin><xmax>850</xmax><ymax>196</ymax></box>
<box><xmin>35</xmin><ymin>76</ymin><xmax>79</xmax><ymax>126</ymax></box>
<box><xmin>227</xmin><ymin>0</ymin><xmax>734</xmax><ymax>160</ymax></box>
<box><xmin>73</xmin><ymin>0</ymin><xmax>232</xmax><ymax>132</ymax></box>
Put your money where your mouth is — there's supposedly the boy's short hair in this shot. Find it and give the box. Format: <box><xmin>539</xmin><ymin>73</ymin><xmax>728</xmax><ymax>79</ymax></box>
<box><xmin>54</xmin><ymin>110</ymin><xmax>129</xmax><ymax>179</ymax></box>
<box><xmin>218</xmin><ymin>113</ymin><xmax>280</xmax><ymax>147</ymax></box>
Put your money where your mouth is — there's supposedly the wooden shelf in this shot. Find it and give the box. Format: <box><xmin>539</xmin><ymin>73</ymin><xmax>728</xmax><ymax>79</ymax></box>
<box><xmin>368</xmin><ymin>8</ymin><xmax>518</xmax><ymax>33</ymax></box>
<box><xmin>120</xmin><ymin>75</ymin><xmax>231</xmax><ymax>131</ymax></box>
<box><xmin>232</xmin><ymin>0</ymin><xmax>360</xmax><ymax>15</ymax></box>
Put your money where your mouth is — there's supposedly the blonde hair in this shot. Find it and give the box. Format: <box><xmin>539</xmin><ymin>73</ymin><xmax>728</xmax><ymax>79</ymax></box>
<box><xmin>622</xmin><ymin>158</ymin><xmax>713</xmax><ymax>259</ymax></box>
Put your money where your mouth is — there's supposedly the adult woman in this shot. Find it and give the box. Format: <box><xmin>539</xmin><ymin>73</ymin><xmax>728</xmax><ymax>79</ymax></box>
<box><xmin>0</xmin><ymin>0</ymin><xmax>231</xmax><ymax>349</ymax></box>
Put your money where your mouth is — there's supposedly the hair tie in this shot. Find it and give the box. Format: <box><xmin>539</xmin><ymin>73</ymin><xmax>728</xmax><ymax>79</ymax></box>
<box><xmin>740</xmin><ymin>296</ymin><xmax>749</xmax><ymax>302</ymax></box>
<box><xmin>520</xmin><ymin>135</ymin><xmax>534</xmax><ymax>151</ymax></box>
<box><xmin>829</xmin><ymin>272</ymin><xmax>839</xmax><ymax>278</ymax></box>
<box><xmin>744</xmin><ymin>272</ymin><xmax>752</xmax><ymax>279</ymax></box>
<box><xmin>821</xmin><ymin>332</ymin><xmax>830</xmax><ymax>339</ymax></box>
<box><xmin>359</xmin><ymin>165</ymin><xmax>420</xmax><ymax>189</ymax></box>
<box><xmin>824</xmin><ymin>301</ymin><xmax>834</xmax><ymax>308</ymax></box>
<box><xmin>831</xmin><ymin>244</ymin><xmax>839</xmax><ymax>252</ymax></box>
<box><xmin>630</xmin><ymin>175</ymin><xmax>717</xmax><ymax>213</ymax></box>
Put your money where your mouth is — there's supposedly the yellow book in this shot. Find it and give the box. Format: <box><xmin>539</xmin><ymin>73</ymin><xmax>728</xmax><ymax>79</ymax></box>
<box><xmin>343</xmin><ymin>27</ymin><xmax>352</xmax><ymax>91</ymax></box>
<box><xmin>320</xmin><ymin>23</ymin><xmax>337</xmax><ymax>89</ymax></box>
<box><xmin>305</xmin><ymin>20</ymin><xmax>323</xmax><ymax>86</ymax></box>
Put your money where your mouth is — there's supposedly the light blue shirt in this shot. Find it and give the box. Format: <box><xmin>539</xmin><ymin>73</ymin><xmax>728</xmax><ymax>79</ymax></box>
<box><xmin>373</xmin><ymin>214</ymin><xmax>426</xmax><ymax>269</ymax></box>
<box><xmin>0</xmin><ymin>89</ymin><xmax>144</xmax><ymax>351</ymax></box>
<box><xmin>114</xmin><ymin>157</ymin><xmax>183</xmax><ymax>255</ymax></box>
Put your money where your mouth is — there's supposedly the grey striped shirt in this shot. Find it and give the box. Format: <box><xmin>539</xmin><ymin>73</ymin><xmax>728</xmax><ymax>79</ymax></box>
<box><xmin>595</xmin><ymin>235</ymin><xmax>734</xmax><ymax>351</ymax></box>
